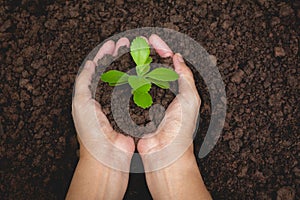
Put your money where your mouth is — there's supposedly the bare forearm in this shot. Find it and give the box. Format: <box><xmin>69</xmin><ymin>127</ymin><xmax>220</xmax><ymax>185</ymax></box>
<box><xmin>66</xmin><ymin>156</ymin><xmax>129</xmax><ymax>200</ymax></box>
<box><xmin>143</xmin><ymin>147</ymin><xmax>212</xmax><ymax>200</ymax></box>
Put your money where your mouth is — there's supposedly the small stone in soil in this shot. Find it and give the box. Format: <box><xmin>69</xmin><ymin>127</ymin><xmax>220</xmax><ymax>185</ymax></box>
<box><xmin>231</xmin><ymin>69</ymin><xmax>245</xmax><ymax>84</ymax></box>
<box><xmin>274</xmin><ymin>47</ymin><xmax>286</xmax><ymax>57</ymax></box>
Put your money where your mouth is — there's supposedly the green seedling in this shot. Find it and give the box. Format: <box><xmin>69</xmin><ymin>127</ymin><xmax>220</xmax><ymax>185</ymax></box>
<box><xmin>100</xmin><ymin>37</ymin><xmax>178</xmax><ymax>108</ymax></box>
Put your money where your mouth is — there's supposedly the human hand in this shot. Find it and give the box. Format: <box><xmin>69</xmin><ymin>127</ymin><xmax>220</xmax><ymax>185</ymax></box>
<box><xmin>136</xmin><ymin>34</ymin><xmax>211</xmax><ymax>200</ymax></box>
<box><xmin>137</xmin><ymin>34</ymin><xmax>201</xmax><ymax>170</ymax></box>
<box><xmin>72</xmin><ymin>37</ymin><xmax>135</xmax><ymax>169</ymax></box>
<box><xmin>67</xmin><ymin>38</ymin><xmax>137</xmax><ymax>200</ymax></box>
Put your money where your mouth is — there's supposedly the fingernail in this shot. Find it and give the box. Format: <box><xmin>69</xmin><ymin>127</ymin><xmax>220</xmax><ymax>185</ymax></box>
<box><xmin>177</xmin><ymin>53</ymin><xmax>184</xmax><ymax>63</ymax></box>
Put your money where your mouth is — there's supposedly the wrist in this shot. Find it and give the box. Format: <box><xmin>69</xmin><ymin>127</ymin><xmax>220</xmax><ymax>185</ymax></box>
<box><xmin>143</xmin><ymin>146</ymin><xmax>212</xmax><ymax>200</ymax></box>
<box><xmin>140</xmin><ymin>144</ymin><xmax>196</xmax><ymax>171</ymax></box>
<box><xmin>68</xmin><ymin>154</ymin><xmax>130</xmax><ymax>200</ymax></box>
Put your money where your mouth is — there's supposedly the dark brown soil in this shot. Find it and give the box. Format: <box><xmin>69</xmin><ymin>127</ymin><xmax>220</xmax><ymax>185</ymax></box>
<box><xmin>0</xmin><ymin>0</ymin><xmax>299</xmax><ymax>199</ymax></box>
<box><xmin>92</xmin><ymin>48</ymin><xmax>179</xmax><ymax>138</ymax></box>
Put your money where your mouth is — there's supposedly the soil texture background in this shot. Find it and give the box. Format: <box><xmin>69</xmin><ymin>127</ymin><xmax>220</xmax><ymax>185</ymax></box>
<box><xmin>0</xmin><ymin>0</ymin><xmax>299</xmax><ymax>199</ymax></box>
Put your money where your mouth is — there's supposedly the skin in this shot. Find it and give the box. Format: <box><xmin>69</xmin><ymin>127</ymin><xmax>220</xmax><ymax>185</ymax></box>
<box><xmin>138</xmin><ymin>35</ymin><xmax>212</xmax><ymax>200</ymax></box>
<box><xmin>66</xmin><ymin>38</ymin><xmax>135</xmax><ymax>200</ymax></box>
<box><xmin>67</xmin><ymin>34</ymin><xmax>211</xmax><ymax>200</ymax></box>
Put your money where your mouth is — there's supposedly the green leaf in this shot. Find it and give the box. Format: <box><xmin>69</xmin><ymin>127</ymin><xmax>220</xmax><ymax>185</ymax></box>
<box><xmin>128</xmin><ymin>75</ymin><xmax>151</xmax><ymax>91</ymax></box>
<box><xmin>136</xmin><ymin>64</ymin><xmax>150</xmax><ymax>76</ymax></box>
<box><xmin>134</xmin><ymin>83</ymin><xmax>151</xmax><ymax>93</ymax></box>
<box><xmin>130</xmin><ymin>37</ymin><xmax>150</xmax><ymax>66</ymax></box>
<box><xmin>109</xmin><ymin>82</ymin><xmax>127</xmax><ymax>86</ymax></box>
<box><xmin>145</xmin><ymin>57</ymin><xmax>152</xmax><ymax>65</ymax></box>
<box><xmin>147</xmin><ymin>78</ymin><xmax>170</xmax><ymax>89</ymax></box>
<box><xmin>145</xmin><ymin>68</ymin><xmax>179</xmax><ymax>81</ymax></box>
<box><xmin>133</xmin><ymin>91</ymin><xmax>153</xmax><ymax>109</ymax></box>
<box><xmin>101</xmin><ymin>70</ymin><xmax>129</xmax><ymax>85</ymax></box>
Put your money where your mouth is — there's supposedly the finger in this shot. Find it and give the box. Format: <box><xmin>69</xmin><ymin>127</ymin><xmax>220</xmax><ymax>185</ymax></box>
<box><xmin>113</xmin><ymin>37</ymin><xmax>130</xmax><ymax>56</ymax></box>
<box><xmin>173</xmin><ymin>53</ymin><xmax>200</xmax><ymax>104</ymax></box>
<box><xmin>149</xmin><ymin>34</ymin><xmax>173</xmax><ymax>58</ymax></box>
<box><xmin>74</xmin><ymin>60</ymin><xmax>95</xmax><ymax>102</ymax></box>
<box><xmin>93</xmin><ymin>40</ymin><xmax>115</xmax><ymax>63</ymax></box>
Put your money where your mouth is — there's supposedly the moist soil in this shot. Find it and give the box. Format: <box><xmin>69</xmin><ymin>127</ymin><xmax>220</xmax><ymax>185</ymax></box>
<box><xmin>93</xmin><ymin>48</ymin><xmax>208</xmax><ymax>139</ymax></box>
<box><xmin>0</xmin><ymin>0</ymin><xmax>299</xmax><ymax>199</ymax></box>
<box><xmin>93</xmin><ymin>48</ymin><xmax>178</xmax><ymax>138</ymax></box>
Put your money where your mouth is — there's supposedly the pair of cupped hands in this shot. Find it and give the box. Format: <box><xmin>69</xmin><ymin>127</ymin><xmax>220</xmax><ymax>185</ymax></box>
<box><xmin>72</xmin><ymin>34</ymin><xmax>201</xmax><ymax>170</ymax></box>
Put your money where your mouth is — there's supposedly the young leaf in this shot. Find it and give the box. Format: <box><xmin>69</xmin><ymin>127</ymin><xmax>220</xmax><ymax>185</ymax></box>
<box><xmin>133</xmin><ymin>91</ymin><xmax>153</xmax><ymax>109</ymax></box>
<box><xmin>145</xmin><ymin>68</ymin><xmax>179</xmax><ymax>81</ymax></box>
<box><xmin>145</xmin><ymin>57</ymin><xmax>152</xmax><ymax>65</ymax></box>
<box><xmin>128</xmin><ymin>75</ymin><xmax>151</xmax><ymax>91</ymax></box>
<box><xmin>109</xmin><ymin>81</ymin><xmax>128</xmax><ymax>86</ymax></box>
<box><xmin>134</xmin><ymin>82</ymin><xmax>151</xmax><ymax>93</ymax></box>
<box><xmin>147</xmin><ymin>78</ymin><xmax>170</xmax><ymax>89</ymax></box>
<box><xmin>136</xmin><ymin>64</ymin><xmax>150</xmax><ymax>77</ymax></box>
<box><xmin>101</xmin><ymin>70</ymin><xmax>129</xmax><ymax>85</ymax></box>
<box><xmin>130</xmin><ymin>37</ymin><xmax>150</xmax><ymax>66</ymax></box>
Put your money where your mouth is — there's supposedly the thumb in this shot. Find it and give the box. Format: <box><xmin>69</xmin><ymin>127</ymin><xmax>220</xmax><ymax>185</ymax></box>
<box><xmin>73</xmin><ymin>60</ymin><xmax>95</xmax><ymax>105</ymax></box>
<box><xmin>173</xmin><ymin>53</ymin><xmax>199</xmax><ymax>104</ymax></box>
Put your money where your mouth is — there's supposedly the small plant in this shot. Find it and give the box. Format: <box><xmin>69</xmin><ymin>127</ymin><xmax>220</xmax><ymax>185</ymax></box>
<box><xmin>100</xmin><ymin>37</ymin><xmax>178</xmax><ymax>108</ymax></box>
